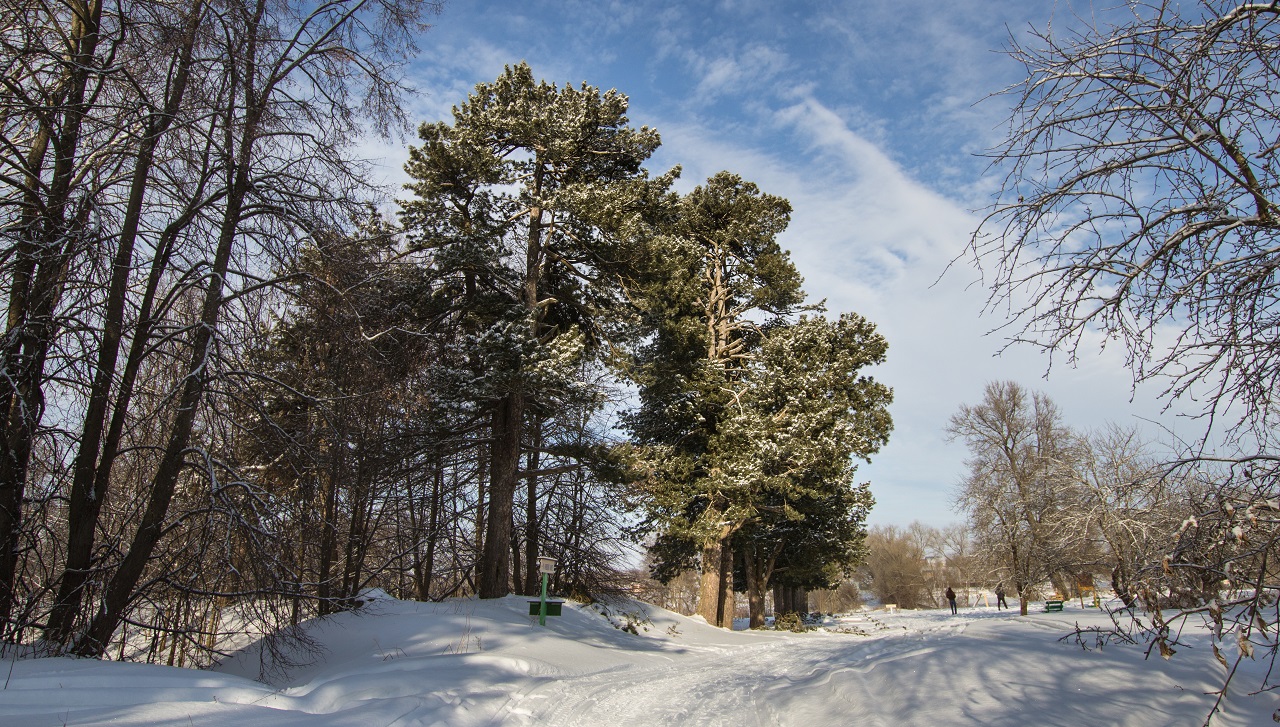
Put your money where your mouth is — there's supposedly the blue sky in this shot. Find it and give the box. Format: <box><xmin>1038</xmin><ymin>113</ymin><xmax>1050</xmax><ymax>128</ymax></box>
<box><xmin>370</xmin><ymin>0</ymin><xmax>1190</xmax><ymax>527</ymax></box>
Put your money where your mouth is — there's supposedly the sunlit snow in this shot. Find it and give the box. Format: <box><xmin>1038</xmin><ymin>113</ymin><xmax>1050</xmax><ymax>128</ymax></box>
<box><xmin>0</xmin><ymin>592</ymin><xmax>1269</xmax><ymax>726</ymax></box>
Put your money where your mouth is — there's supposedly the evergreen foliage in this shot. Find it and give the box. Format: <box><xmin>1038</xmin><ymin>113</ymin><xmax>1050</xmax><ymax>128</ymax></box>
<box><xmin>626</xmin><ymin>174</ymin><xmax>892</xmax><ymax>628</ymax></box>
<box><xmin>399</xmin><ymin>62</ymin><xmax>676</xmax><ymax>598</ymax></box>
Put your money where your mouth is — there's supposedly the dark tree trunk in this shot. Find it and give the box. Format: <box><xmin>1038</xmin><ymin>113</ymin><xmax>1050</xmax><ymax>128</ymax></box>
<box><xmin>412</xmin><ymin>462</ymin><xmax>442</xmax><ymax>601</ymax></box>
<box><xmin>744</xmin><ymin>548</ymin><xmax>764</xmax><ymax>628</ymax></box>
<box><xmin>74</xmin><ymin>146</ymin><xmax>252</xmax><ymax>655</ymax></box>
<box><xmin>477</xmin><ymin>159</ymin><xmax>545</xmax><ymax>600</ymax></box>
<box><xmin>47</xmin><ymin>2</ymin><xmax>205</xmax><ymax>645</ymax></box>
<box><xmin>1112</xmin><ymin>564</ymin><xmax>1135</xmax><ymax>609</ymax></box>
<box><xmin>317</xmin><ymin>442</ymin><xmax>344</xmax><ymax>615</ymax></box>
<box><xmin>0</xmin><ymin>129</ymin><xmax>45</xmax><ymax>629</ymax></box>
<box><xmin>474</xmin><ymin>445</ymin><xmax>486</xmax><ymax>587</ymax></box>
<box><xmin>744</xmin><ymin>542</ymin><xmax>781</xmax><ymax>629</ymax></box>
<box><xmin>773</xmin><ymin>585</ymin><xmax>808</xmax><ymax>616</ymax></box>
<box><xmin>0</xmin><ymin>0</ymin><xmax>106</xmax><ymax>622</ymax></box>
<box><xmin>478</xmin><ymin>391</ymin><xmax>523</xmax><ymax>598</ymax></box>
<box><xmin>511</xmin><ymin>535</ymin><xmax>523</xmax><ymax>595</ymax></box>
<box><xmin>340</xmin><ymin>472</ymin><xmax>371</xmax><ymax>604</ymax></box>
<box><xmin>523</xmin><ymin>421</ymin><xmax>543</xmax><ymax>597</ymax></box>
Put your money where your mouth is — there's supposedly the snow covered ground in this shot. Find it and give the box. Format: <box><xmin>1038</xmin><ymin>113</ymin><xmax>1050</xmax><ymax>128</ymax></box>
<box><xmin>0</xmin><ymin>593</ymin><xmax>1272</xmax><ymax>726</ymax></box>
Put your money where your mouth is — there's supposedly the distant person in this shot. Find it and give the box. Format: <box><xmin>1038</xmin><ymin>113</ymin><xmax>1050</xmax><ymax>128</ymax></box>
<box><xmin>945</xmin><ymin>587</ymin><xmax>957</xmax><ymax>615</ymax></box>
<box><xmin>995</xmin><ymin>584</ymin><xmax>1008</xmax><ymax>610</ymax></box>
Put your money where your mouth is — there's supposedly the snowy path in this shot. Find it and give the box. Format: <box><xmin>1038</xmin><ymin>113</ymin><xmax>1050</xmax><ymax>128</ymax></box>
<box><xmin>519</xmin><ymin>629</ymin><xmax>950</xmax><ymax>726</ymax></box>
<box><xmin>513</xmin><ymin>611</ymin><xmax>1263</xmax><ymax>727</ymax></box>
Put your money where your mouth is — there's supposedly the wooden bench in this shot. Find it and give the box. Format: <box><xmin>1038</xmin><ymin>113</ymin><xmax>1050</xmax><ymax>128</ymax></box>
<box><xmin>1044</xmin><ymin>599</ymin><xmax>1064</xmax><ymax>612</ymax></box>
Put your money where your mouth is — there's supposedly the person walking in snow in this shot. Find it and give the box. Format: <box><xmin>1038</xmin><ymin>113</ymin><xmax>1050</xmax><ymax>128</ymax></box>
<box><xmin>995</xmin><ymin>584</ymin><xmax>1008</xmax><ymax>610</ymax></box>
<box><xmin>945</xmin><ymin>587</ymin><xmax>957</xmax><ymax>615</ymax></box>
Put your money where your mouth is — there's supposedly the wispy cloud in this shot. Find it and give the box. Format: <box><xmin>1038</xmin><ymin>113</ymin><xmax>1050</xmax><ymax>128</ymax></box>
<box><xmin>650</xmin><ymin>89</ymin><xmax>1185</xmax><ymax>525</ymax></box>
<box><xmin>686</xmin><ymin>44</ymin><xmax>792</xmax><ymax>99</ymax></box>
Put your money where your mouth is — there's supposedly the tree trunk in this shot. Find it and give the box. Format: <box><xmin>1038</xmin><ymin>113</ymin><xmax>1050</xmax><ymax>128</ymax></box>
<box><xmin>716</xmin><ymin>541</ymin><xmax>734</xmax><ymax>628</ymax></box>
<box><xmin>697</xmin><ymin>539</ymin><xmax>722</xmax><ymax>624</ymax></box>
<box><xmin>1050</xmin><ymin>572</ymin><xmax>1072</xmax><ymax>599</ymax></box>
<box><xmin>292</xmin><ymin>471</ymin><xmax>312</xmax><ymax>625</ymax></box>
<box><xmin>474</xmin><ymin>445</ymin><xmax>486</xmax><ymax>585</ymax></box>
<box><xmin>523</xmin><ymin>421</ymin><xmax>542</xmax><ymax>597</ymax></box>
<box><xmin>70</xmin><ymin>52</ymin><xmax>271</xmax><ymax>647</ymax></box>
<box><xmin>478</xmin><ymin>391</ymin><xmax>522</xmax><ymax>598</ymax></box>
<box><xmin>340</xmin><ymin>473</ymin><xmax>371</xmax><ymax>604</ymax></box>
<box><xmin>0</xmin><ymin>0</ymin><xmax>107</xmax><ymax>629</ymax></box>
<box><xmin>317</xmin><ymin>443</ymin><xmax>343</xmax><ymax>615</ymax></box>
<box><xmin>414</xmin><ymin>462</ymin><xmax>442</xmax><ymax>601</ymax></box>
<box><xmin>477</xmin><ymin>158</ymin><xmax>546</xmax><ymax>600</ymax></box>
<box><xmin>511</xmin><ymin>535</ymin><xmax>523</xmax><ymax>595</ymax></box>
<box><xmin>1111</xmin><ymin>564</ymin><xmax>1135</xmax><ymax>609</ymax></box>
<box><xmin>73</xmin><ymin>149</ymin><xmax>251</xmax><ymax>655</ymax></box>
<box><xmin>46</xmin><ymin>1</ymin><xmax>205</xmax><ymax>646</ymax></box>
<box><xmin>743</xmin><ymin>542</ymin><xmax>781</xmax><ymax>629</ymax></box>
<box><xmin>744</xmin><ymin>549</ymin><xmax>764</xmax><ymax>628</ymax></box>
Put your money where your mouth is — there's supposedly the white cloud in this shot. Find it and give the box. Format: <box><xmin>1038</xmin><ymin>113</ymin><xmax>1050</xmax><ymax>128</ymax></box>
<box><xmin>682</xmin><ymin>44</ymin><xmax>792</xmax><ymax>99</ymax></box>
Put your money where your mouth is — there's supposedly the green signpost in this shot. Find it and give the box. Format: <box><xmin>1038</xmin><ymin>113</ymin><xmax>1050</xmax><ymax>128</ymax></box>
<box><xmin>537</xmin><ymin>556</ymin><xmax>557</xmax><ymax>626</ymax></box>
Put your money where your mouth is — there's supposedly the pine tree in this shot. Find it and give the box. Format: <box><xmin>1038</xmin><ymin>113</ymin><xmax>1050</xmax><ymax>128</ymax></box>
<box><xmin>626</xmin><ymin>172</ymin><xmax>802</xmax><ymax>625</ymax></box>
<box><xmin>722</xmin><ymin>315</ymin><xmax>890</xmax><ymax>627</ymax></box>
<box><xmin>400</xmin><ymin>63</ymin><xmax>673</xmax><ymax>597</ymax></box>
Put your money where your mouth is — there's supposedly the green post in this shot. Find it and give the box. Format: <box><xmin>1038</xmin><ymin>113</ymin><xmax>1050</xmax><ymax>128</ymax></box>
<box><xmin>535</xmin><ymin>556</ymin><xmax>556</xmax><ymax>627</ymax></box>
<box><xmin>539</xmin><ymin>572</ymin><xmax>550</xmax><ymax>626</ymax></box>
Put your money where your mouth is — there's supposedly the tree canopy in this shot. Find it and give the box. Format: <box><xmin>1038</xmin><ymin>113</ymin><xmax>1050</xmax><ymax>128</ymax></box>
<box><xmin>627</xmin><ymin>172</ymin><xmax>891</xmax><ymax>627</ymax></box>
<box><xmin>0</xmin><ymin>12</ymin><xmax>894</xmax><ymax>664</ymax></box>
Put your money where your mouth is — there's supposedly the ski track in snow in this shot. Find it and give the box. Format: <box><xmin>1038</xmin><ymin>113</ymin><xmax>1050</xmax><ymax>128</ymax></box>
<box><xmin>514</xmin><ymin>624</ymin><xmax>964</xmax><ymax>726</ymax></box>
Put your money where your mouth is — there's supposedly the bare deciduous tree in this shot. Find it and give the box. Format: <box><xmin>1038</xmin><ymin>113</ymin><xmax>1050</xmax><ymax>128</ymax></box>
<box><xmin>860</xmin><ymin>525</ymin><xmax>930</xmax><ymax>610</ymax></box>
<box><xmin>948</xmin><ymin>381</ymin><xmax>1077</xmax><ymax>614</ymax></box>
<box><xmin>1053</xmin><ymin>424</ymin><xmax>1182</xmax><ymax>609</ymax></box>
<box><xmin>1</xmin><ymin>0</ymin><xmax>442</xmax><ymax>657</ymax></box>
<box><xmin>972</xmin><ymin>2</ymin><xmax>1280</xmax><ymax>718</ymax></box>
<box><xmin>972</xmin><ymin>2</ymin><xmax>1280</xmax><ymax>433</ymax></box>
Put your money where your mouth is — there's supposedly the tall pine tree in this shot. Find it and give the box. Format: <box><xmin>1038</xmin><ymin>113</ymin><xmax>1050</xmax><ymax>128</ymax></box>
<box><xmin>627</xmin><ymin>172</ymin><xmax>805</xmax><ymax>625</ymax></box>
<box><xmin>719</xmin><ymin>314</ymin><xmax>890</xmax><ymax>627</ymax></box>
<box><xmin>400</xmin><ymin>63</ymin><xmax>673</xmax><ymax>597</ymax></box>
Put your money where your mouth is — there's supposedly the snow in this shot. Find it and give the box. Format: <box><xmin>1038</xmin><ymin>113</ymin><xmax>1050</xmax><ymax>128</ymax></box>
<box><xmin>0</xmin><ymin>594</ymin><xmax>1272</xmax><ymax>726</ymax></box>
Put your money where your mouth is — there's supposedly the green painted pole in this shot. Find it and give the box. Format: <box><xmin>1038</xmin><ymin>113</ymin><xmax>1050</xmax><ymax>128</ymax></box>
<box><xmin>539</xmin><ymin>573</ymin><xmax>549</xmax><ymax>626</ymax></box>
